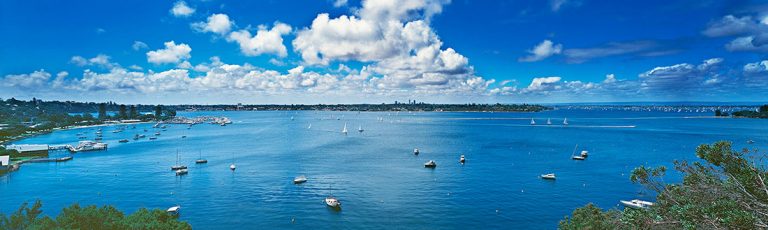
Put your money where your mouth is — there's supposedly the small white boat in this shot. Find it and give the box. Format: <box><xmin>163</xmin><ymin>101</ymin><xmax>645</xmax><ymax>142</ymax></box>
<box><xmin>540</xmin><ymin>173</ymin><xmax>556</xmax><ymax>180</ymax></box>
<box><xmin>547</xmin><ymin>118</ymin><xmax>552</xmax><ymax>125</ymax></box>
<box><xmin>563</xmin><ymin>118</ymin><xmax>569</xmax><ymax>125</ymax></box>
<box><xmin>748</xmin><ymin>140</ymin><xmax>755</xmax><ymax>144</ymax></box>
<box><xmin>325</xmin><ymin>196</ymin><xmax>341</xmax><ymax>209</ymax></box>
<box><xmin>414</xmin><ymin>148</ymin><xmax>420</xmax><ymax>155</ymax></box>
<box><xmin>459</xmin><ymin>155</ymin><xmax>466</xmax><ymax>164</ymax></box>
<box><xmin>620</xmin><ymin>199</ymin><xmax>654</xmax><ymax>209</ymax></box>
<box><xmin>530</xmin><ymin>118</ymin><xmax>536</xmax><ymax>125</ymax></box>
<box><xmin>167</xmin><ymin>205</ymin><xmax>180</xmax><ymax>213</ymax></box>
<box><xmin>119</xmin><ymin>139</ymin><xmax>129</xmax><ymax>143</ymax></box>
<box><xmin>424</xmin><ymin>160</ymin><xmax>437</xmax><ymax>168</ymax></box>
<box><xmin>358</xmin><ymin>125</ymin><xmax>364</xmax><ymax>133</ymax></box>
<box><xmin>195</xmin><ymin>150</ymin><xmax>207</xmax><ymax>164</ymax></box>
<box><xmin>290</xmin><ymin>116</ymin><xmax>294</xmax><ymax>121</ymax></box>
<box><xmin>171</xmin><ymin>151</ymin><xmax>187</xmax><ymax>170</ymax></box>
<box><xmin>572</xmin><ymin>155</ymin><xmax>586</xmax><ymax>160</ymax></box>
<box><xmin>230</xmin><ymin>164</ymin><xmax>236</xmax><ymax>171</ymax></box>
<box><xmin>307</xmin><ymin>123</ymin><xmax>312</xmax><ymax>129</ymax></box>
<box><xmin>342</xmin><ymin>123</ymin><xmax>348</xmax><ymax>135</ymax></box>
<box><xmin>175</xmin><ymin>168</ymin><xmax>188</xmax><ymax>176</ymax></box>
<box><xmin>293</xmin><ymin>175</ymin><xmax>308</xmax><ymax>184</ymax></box>
<box><xmin>155</xmin><ymin>132</ymin><xmax>161</xmax><ymax>136</ymax></box>
<box><xmin>570</xmin><ymin>144</ymin><xmax>587</xmax><ymax>160</ymax></box>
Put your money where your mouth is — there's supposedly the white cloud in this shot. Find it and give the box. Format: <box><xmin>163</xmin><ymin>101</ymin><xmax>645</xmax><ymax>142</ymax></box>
<box><xmin>333</xmin><ymin>0</ymin><xmax>348</xmax><ymax>7</ymax></box>
<box><xmin>70</xmin><ymin>54</ymin><xmax>117</xmax><ymax>68</ymax></box>
<box><xmin>704</xmin><ymin>14</ymin><xmax>768</xmax><ymax>53</ymax></box>
<box><xmin>227</xmin><ymin>22</ymin><xmax>292</xmax><ymax>57</ymax></box>
<box><xmin>146</xmin><ymin>41</ymin><xmax>192</xmax><ymax>64</ymax></box>
<box><xmin>550</xmin><ymin>0</ymin><xmax>567</xmax><ymax>12</ymax></box>
<box><xmin>132</xmin><ymin>41</ymin><xmax>148</xmax><ymax>51</ymax></box>
<box><xmin>518</xmin><ymin>40</ymin><xmax>562</xmax><ymax>62</ymax></box>
<box><xmin>192</xmin><ymin>13</ymin><xmax>233</xmax><ymax>35</ymax></box>
<box><xmin>524</xmin><ymin>76</ymin><xmax>561</xmax><ymax>92</ymax></box>
<box><xmin>744</xmin><ymin>60</ymin><xmax>768</xmax><ymax>73</ymax></box>
<box><xmin>170</xmin><ymin>1</ymin><xmax>195</xmax><ymax>17</ymax></box>
<box><xmin>725</xmin><ymin>36</ymin><xmax>768</xmax><ymax>52</ymax></box>
<box><xmin>702</xmin><ymin>15</ymin><xmax>758</xmax><ymax>37</ymax></box>
<box><xmin>603</xmin><ymin>74</ymin><xmax>617</xmax><ymax>83</ymax></box>
<box><xmin>638</xmin><ymin>58</ymin><xmax>724</xmax><ymax>92</ymax></box>
<box><xmin>563</xmin><ymin>41</ymin><xmax>661</xmax><ymax>63</ymax></box>
<box><xmin>2</xmin><ymin>70</ymin><xmax>51</xmax><ymax>89</ymax></box>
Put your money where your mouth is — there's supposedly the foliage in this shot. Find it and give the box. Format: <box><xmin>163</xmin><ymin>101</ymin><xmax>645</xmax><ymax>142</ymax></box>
<box><xmin>732</xmin><ymin>105</ymin><xmax>768</xmax><ymax>118</ymax></box>
<box><xmin>560</xmin><ymin>141</ymin><xmax>768</xmax><ymax>229</ymax></box>
<box><xmin>0</xmin><ymin>200</ymin><xmax>191</xmax><ymax>230</ymax></box>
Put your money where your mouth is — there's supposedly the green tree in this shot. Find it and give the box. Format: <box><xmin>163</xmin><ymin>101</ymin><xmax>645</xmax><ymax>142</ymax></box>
<box><xmin>118</xmin><ymin>105</ymin><xmax>127</xmax><ymax>119</ymax></box>
<box><xmin>0</xmin><ymin>201</ymin><xmax>191</xmax><ymax>229</ymax></box>
<box><xmin>560</xmin><ymin>141</ymin><xmax>768</xmax><ymax>229</ymax></box>
<box><xmin>154</xmin><ymin>105</ymin><xmax>162</xmax><ymax>119</ymax></box>
<box><xmin>98</xmin><ymin>103</ymin><xmax>107</xmax><ymax>119</ymax></box>
<box><xmin>129</xmin><ymin>105</ymin><xmax>137</xmax><ymax>119</ymax></box>
<box><xmin>760</xmin><ymin>104</ymin><xmax>768</xmax><ymax>113</ymax></box>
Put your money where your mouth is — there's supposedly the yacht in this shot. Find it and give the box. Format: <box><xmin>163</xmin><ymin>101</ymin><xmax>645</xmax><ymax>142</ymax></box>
<box><xmin>342</xmin><ymin>123</ymin><xmax>348</xmax><ymax>135</ymax></box>
<box><xmin>620</xmin><ymin>199</ymin><xmax>654</xmax><ymax>209</ymax></box>
<box><xmin>424</xmin><ymin>160</ymin><xmax>437</xmax><ymax>168</ymax></box>
<box><xmin>171</xmin><ymin>151</ymin><xmax>187</xmax><ymax>170</ymax></box>
<box><xmin>414</xmin><ymin>148</ymin><xmax>420</xmax><ymax>155</ymax></box>
<box><xmin>293</xmin><ymin>175</ymin><xmax>308</xmax><ymax>184</ymax></box>
<box><xmin>563</xmin><ymin>118</ymin><xmax>569</xmax><ymax>125</ymax></box>
<box><xmin>530</xmin><ymin>118</ymin><xmax>536</xmax><ymax>125</ymax></box>
<box><xmin>195</xmin><ymin>151</ymin><xmax>207</xmax><ymax>164</ymax></box>
<box><xmin>325</xmin><ymin>196</ymin><xmax>341</xmax><ymax>209</ymax></box>
<box><xmin>540</xmin><ymin>173</ymin><xmax>556</xmax><ymax>180</ymax></box>
<box><xmin>459</xmin><ymin>155</ymin><xmax>466</xmax><ymax>164</ymax></box>
<box><xmin>175</xmin><ymin>168</ymin><xmax>188</xmax><ymax>176</ymax></box>
<box><xmin>166</xmin><ymin>205</ymin><xmax>180</xmax><ymax>214</ymax></box>
<box><xmin>74</xmin><ymin>141</ymin><xmax>108</xmax><ymax>152</ymax></box>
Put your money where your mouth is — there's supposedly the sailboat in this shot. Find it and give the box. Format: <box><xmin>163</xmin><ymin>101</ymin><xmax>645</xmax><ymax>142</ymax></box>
<box><xmin>342</xmin><ymin>123</ymin><xmax>348</xmax><ymax>135</ymax></box>
<box><xmin>325</xmin><ymin>186</ymin><xmax>341</xmax><ymax>209</ymax></box>
<box><xmin>547</xmin><ymin>118</ymin><xmax>552</xmax><ymax>125</ymax></box>
<box><xmin>563</xmin><ymin>118</ymin><xmax>569</xmax><ymax>125</ymax></box>
<box><xmin>530</xmin><ymin>118</ymin><xmax>536</xmax><ymax>125</ymax></box>
<box><xmin>195</xmin><ymin>150</ymin><xmax>207</xmax><ymax>164</ymax></box>
<box><xmin>229</xmin><ymin>153</ymin><xmax>236</xmax><ymax>171</ymax></box>
<box><xmin>571</xmin><ymin>144</ymin><xmax>586</xmax><ymax>160</ymax></box>
<box><xmin>358</xmin><ymin>125</ymin><xmax>364</xmax><ymax>133</ymax></box>
<box><xmin>307</xmin><ymin>123</ymin><xmax>312</xmax><ymax>129</ymax></box>
<box><xmin>171</xmin><ymin>150</ymin><xmax>187</xmax><ymax>170</ymax></box>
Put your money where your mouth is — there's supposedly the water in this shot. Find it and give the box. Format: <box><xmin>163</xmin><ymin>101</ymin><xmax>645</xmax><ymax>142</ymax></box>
<box><xmin>2</xmin><ymin>110</ymin><xmax>767</xmax><ymax>229</ymax></box>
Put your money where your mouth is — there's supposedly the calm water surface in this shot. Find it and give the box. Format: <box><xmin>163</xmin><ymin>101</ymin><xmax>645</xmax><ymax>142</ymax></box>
<box><xmin>2</xmin><ymin>110</ymin><xmax>767</xmax><ymax>229</ymax></box>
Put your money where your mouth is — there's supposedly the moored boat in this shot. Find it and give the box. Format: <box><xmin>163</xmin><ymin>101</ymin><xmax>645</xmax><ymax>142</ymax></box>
<box><xmin>620</xmin><ymin>199</ymin><xmax>654</xmax><ymax>209</ymax></box>
<box><xmin>540</xmin><ymin>173</ymin><xmax>556</xmax><ymax>180</ymax></box>
<box><xmin>325</xmin><ymin>196</ymin><xmax>341</xmax><ymax>209</ymax></box>
<box><xmin>414</xmin><ymin>148</ymin><xmax>420</xmax><ymax>155</ymax></box>
<box><xmin>293</xmin><ymin>175</ymin><xmax>308</xmax><ymax>184</ymax></box>
<box><xmin>424</xmin><ymin>160</ymin><xmax>437</xmax><ymax>168</ymax></box>
<box><xmin>459</xmin><ymin>155</ymin><xmax>466</xmax><ymax>164</ymax></box>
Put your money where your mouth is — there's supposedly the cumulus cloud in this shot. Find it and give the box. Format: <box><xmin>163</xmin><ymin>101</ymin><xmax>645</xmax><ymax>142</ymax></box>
<box><xmin>227</xmin><ymin>22</ymin><xmax>292</xmax><ymax>57</ymax></box>
<box><xmin>603</xmin><ymin>74</ymin><xmax>617</xmax><ymax>83</ymax></box>
<box><xmin>70</xmin><ymin>54</ymin><xmax>118</xmax><ymax>68</ymax></box>
<box><xmin>170</xmin><ymin>1</ymin><xmax>195</xmax><ymax>17</ymax></box>
<box><xmin>744</xmin><ymin>60</ymin><xmax>768</xmax><ymax>73</ymax></box>
<box><xmin>290</xmin><ymin>0</ymin><xmax>491</xmax><ymax>95</ymax></box>
<box><xmin>725</xmin><ymin>36</ymin><xmax>768</xmax><ymax>52</ymax></box>
<box><xmin>146</xmin><ymin>41</ymin><xmax>192</xmax><ymax>64</ymax></box>
<box><xmin>523</xmin><ymin>76</ymin><xmax>561</xmax><ymax>92</ymax></box>
<box><xmin>132</xmin><ymin>41</ymin><xmax>148</xmax><ymax>51</ymax></box>
<box><xmin>2</xmin><ymin>70</ymin><xmax>51</xmax><ymax>89</ymax></box>
<box><xmin>638</xmin><ymin>58</ymin><xmax>724</xmax><ymax>93</ymax></box>
<box><xmin>518</xmin><ymin>40</ymin><xmax>562</xmax><ymax>62</ymax></box>
<box><xmin>192</xmin><ymin>13</ymin><xmax>233</xmax><ymax>35</ymax></box>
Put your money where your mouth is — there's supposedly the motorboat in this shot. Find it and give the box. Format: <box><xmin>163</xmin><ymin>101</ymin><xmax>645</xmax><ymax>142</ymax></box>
<box><xmin>459</xmin><ymin>155</ymin><xmax>466</xmax><ymax>164</ymax></box>
<box><xmin>149</xmin><ymin>137</ymin><xmax>157</xmax><ymax>140</ymax></box>
<box><xmin>154</xmin><ymin>132</ymin><xmax>161</xmax><ymax>136</ymax></box>
<box><xmin>74</xmin><ymin>141</ymin><xmax>107</xmax><ymax>152</ymax></box>
<box><xmin>748</xmin><ymin>140</ymin><xmax>755</xmax><ymax>144</ymax></box>
<box><xmin>230</xmin><ymin>164</ymin><xmax>236</xmax><ymax>171</ymax></box>
<box><xmin>175</xmin><ymin>168</ymin><xmax>188</xmax><ymax>176</ymax></box>
<box><xmin>358</xmin><ymin>125</ymin><xmax>364</xmax><ymax>133</ymax></box>
<box><xmin>167</xmin><ymin>205</ymin><xmax>181</xmax><ymax>214</ymax></box>
<box><xmin>424</xmin><ymin>160</ymin><xmax>437</xmax><ymax>168</ymax></box>
<box><xmin>293</xmin><ymin>175</ymin><xmax>308</xmax><ymax>184</ymax></box>
<box><xmin>620</xmin><ymin>199</ymin><xmax>654</xmax><ymax>209</ymax></box>
<box><xmin>414</xmin><ymin>148</ymin><xmax>420</xmax><ymax>155</ymax></box>
<box><xmin>540</xmin><ymin>173</ymin><xmax>556</xmax><ymax>180</ymax></box>
<box><xmin>325</xmin><ymin>196</ymin><xmax>341</xmax><ymax>209</ymax></box>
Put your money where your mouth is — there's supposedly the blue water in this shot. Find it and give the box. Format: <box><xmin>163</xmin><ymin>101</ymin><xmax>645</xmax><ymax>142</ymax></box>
<box><xmin>2</xmin><ymin>110</ymin><xmax>767</xmax><ymax>229</ymax></box>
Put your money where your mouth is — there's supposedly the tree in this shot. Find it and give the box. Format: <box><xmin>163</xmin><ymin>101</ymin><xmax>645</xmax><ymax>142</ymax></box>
<box><xmin>714</xmin><ymin>109</ymin><xmax>722</xmax><ymax>116</ymax></box>
<box><xmin>118</xmin><ymin>105</ymin><xmax>127</xmax><ymax>119</ymax></box>
<box><xmin>760</xmin><ymin>104</ymin><xmax>768</xmax><ymax>113</ymax></box>
<box><xmin>155</xmin><ymin>105</ymin><xmax>163</xmax><ymax>119</ymax></box>
<box><xmin>561</xmin><ymin>141</ymin><xmax>768</xmax><ymax>229</ymax></box>
<box><xmin>98</xmin><ymin>103</ymin><xmax>107</xmax><ymax>119</ymax></box>
<box><xmin>129</xmin><ymin>105</ymin><xmax>137</xmax><ymax>119</ymax></box>
<box><xmin>0</xmin><ymin>201</ymin><xmax>191</xmax><ymax>229</ymax></box>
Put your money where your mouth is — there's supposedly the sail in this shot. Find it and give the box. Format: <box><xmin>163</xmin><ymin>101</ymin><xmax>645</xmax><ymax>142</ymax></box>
<box><xmin>342</xmin><ymin>123</ymin><xmax>348</xmax><ymax>133</ymax></box>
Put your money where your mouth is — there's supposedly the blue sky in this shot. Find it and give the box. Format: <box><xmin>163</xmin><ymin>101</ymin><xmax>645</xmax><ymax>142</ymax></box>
<box><xmin>1</xmin><ymin>0</ymin><xmax>767</xmax><ymax>104</ymax></box>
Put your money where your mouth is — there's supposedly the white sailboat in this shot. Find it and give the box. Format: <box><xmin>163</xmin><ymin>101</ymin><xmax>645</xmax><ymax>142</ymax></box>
<box><xmin>563</xmin><ymin>118</ymin><xmax>569</xmax><ymax>125</ymax></box>
<box><xmin>571</xmin><ymin>144</ymin><xmax>585</xmax><ymax>160</ymax></box>
<box><xmin>171</xmin><ymin>150</ymin><xmax>187</xmax><ymax>170</ymax></box>
<box><xmin>195</xmin><ymin>150</ymin><xmax>207</xmax><ymax>164</ymax></box>
<box><xmin>229</xmin><ymin>153</ymin><xmax>236</xmax><ymax>171</ymax></box>
<box><xmin>342</xmin><ymin>123</ymin><xmax>348</xmax><ymax>135</ymax></box>
<box><xmin>530</xmin><ymin>118</ymin><xmax>536</xmax><ymax>125</ymax></box>
<box><xmin>307</xmin><ymin>123</ymin><xmax>312</xmax><ymax>129</ymax></box>
<box><xmin>547</xmin><ymin>118</ymin><xmax>552</xmax><ymax>125</ymax></box>
<box><xmin>358</xmin><ymin>125</ymin><xmax>364</xmax><ymax>133</ymax></box>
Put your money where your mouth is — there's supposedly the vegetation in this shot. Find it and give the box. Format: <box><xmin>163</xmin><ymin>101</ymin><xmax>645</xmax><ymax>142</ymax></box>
<box><xmin>174</xmin><ymin>103</ymin><xmax>549</xmax><ymax>112</ymax></box>
<box><xmin>0</xmin><ymin>200</ymin><xmax>190</xmax><ymax>230</ymax></box>
<box><xmin>559</xmin><ymin>141</ymin><xmax>768</xmax><ymax>229</ymax></box>
<box><xmin>732</xmin><ymin>104</ymin><xmax>768</xmax><ymax>118</ymax></box>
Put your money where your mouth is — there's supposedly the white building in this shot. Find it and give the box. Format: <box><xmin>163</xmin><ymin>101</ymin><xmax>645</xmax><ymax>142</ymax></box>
<box><xmin>0</xmin><ymin>155</ymin><xmax>9</xmax><ymax>167</ymax></box>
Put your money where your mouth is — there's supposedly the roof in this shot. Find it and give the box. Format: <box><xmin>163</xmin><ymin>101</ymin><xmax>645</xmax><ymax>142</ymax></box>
<box><xmin>6</xmin><ymin>144</ymin><xmax>49</xmax><ymax>152</ymax></box>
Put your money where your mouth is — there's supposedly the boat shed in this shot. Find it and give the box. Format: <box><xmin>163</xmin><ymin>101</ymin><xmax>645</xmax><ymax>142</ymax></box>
<box><xmin>6</xmin><ymin>144</ymin><xmax>49</xmax><ymax>157</ymax></box>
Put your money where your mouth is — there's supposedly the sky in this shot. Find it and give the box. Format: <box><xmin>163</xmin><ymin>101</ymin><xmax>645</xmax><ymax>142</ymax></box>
<box><xmin>1</xmin><ymin>0</ymin><xmax>767</xmax><ymax>104</ymax></box>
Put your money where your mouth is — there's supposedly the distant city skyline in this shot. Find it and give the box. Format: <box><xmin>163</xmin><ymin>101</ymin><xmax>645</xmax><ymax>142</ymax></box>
<box><xmin>1</xmin><ymin>0</ymin><xmax>767</xmax><ymax>104</ymax></box>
